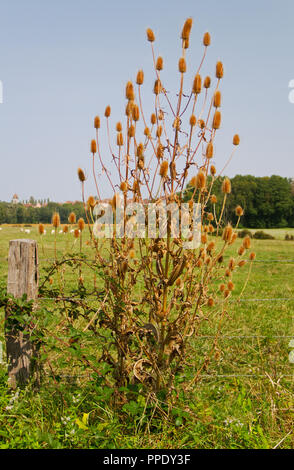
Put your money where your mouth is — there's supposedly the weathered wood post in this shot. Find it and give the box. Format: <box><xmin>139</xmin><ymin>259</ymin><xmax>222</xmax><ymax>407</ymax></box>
<box><xmin>5</xmin><ymin>239</ymin><xmax>39</xmax><ymax>388</ymax></box>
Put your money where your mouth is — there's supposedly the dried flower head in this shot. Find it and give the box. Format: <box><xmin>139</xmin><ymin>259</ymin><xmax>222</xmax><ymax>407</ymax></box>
<box><xmin>249</xmin><ymin>252</ymin><xmax>256</xmax><ymax>261</ymax></box>
<box><xmin>117</xmin><ymin>132</ymin><xmax>124</xmax><ymax>146</ymax></box>
<box><xmin>222</xmin><ymin>177</ymin><xmax>231</xmax><ymax>194</ymax></box>
<box><xmin>198</xmin><ymin>119</ymin><xmax>205</xmax><ymax>129</ymax></box>
<box><xmin>74</xmin><ymin>228</ymin><xmax>80</xmax><ymax>239</ymax></box>
<box><xmin>68</xmin><ymin>212</ymin><xmax>76</xmax><ymax>224</ymax></box>
<box><xmin>238</xmin><ymin>260</ymin><xmax>246</xmax><ymax>267</ymax></box>
<box><xmin>63</xmin><ymin>225</ymin><xmax>69</xmax><ymax>233</ymax></box>
<box><xmin>233</xmin><ymin>134</ymin><xmax>240</xmax><ymax>146</ymax></box>
<box><xmin>179</xmin><ymin>57</ymin><xmax>186</xmax><ymax>73</ymax></box>
<box><xmin>136</xmin><ymin>69</ymin><xmax>144</xmax><ymax>85</ymax></box>
<box><xmin>243</xmin><ymin>236</ymin><xmax>251</xmax><ymax>250</ymax></box>
<box><xmin>116</xmin><ymin>122</ymin><xmax>122</xmax><ymax>132</ymax></box>
<box><xmin>144</xmin><ymin>126</ymin><xmax>150</xmax><ymax>137</ymax></box>
<box><xmin>235</xmin><ymin>205</ymin><xmax>244</xmax><ymax>217</ymax></box>
<box><xmin>104</xmin><ymin>105</ymin><xmax>111</xmax><ymax>118</ymax></box>
<box><xmin>146</xmin><ymin>28</ymin><xmax>155</xmax><ymax>42</ymax></box>
<box><xmin>77</xmin><ymin>168</ymin><xmax>86</xmax><ymax>182</ymax></box>
<box><xmin>94</xmin><ymin>116</ymin><xmax>100</xmax><ymax>129</ymax></box>
<box><xmin>190</xmin><ymin>114</ymin><xmax>197</xmax><ymax>127</ymax></box>
<box><xmin>159</xmin><ymin>160</ymin><xmax>169</xmax><ymax>178</ymax></box>
<box><xmin>203</xmin><ymin>32</ymin><xmax>211</xmax><ymax>46</ymax></box>
<box><xmin>206</xmin><ymin>142</ymin><xmax>214</xmax><ymax>159</ymax></box>
<box><xmin>196</xmin><ymin>170</ymin><xmax>206</xmax><ymax>190</ymax></box>
<box><xmin>238</xmin><ymin>245</ymin><xmax>245</xmax><ymax>256</ymax></box>
<box><xmin>153</xmin><ymin>79</ymin><xmax>162</xmax><ymax>95</ymax></box>
<box><xmin>156</xmin><ymin>56</ymin><xmax>163</xmax><ymax>71</ymax></box>
<box><xmin>128</xmin><ymin>125</ymin><xmax>135</xmax><ymax>138</ymax></box>
<box><xmin>211</xmin><ymin>194</ymin><xmax>217</xmax><ymax>204</ymax></box>
<box><xmin>132</xmin><ymin>104</ymin><xmax>140</xmax><ymax>121</ymax></box>
<box><xmin>210</xmin><ymin>165</ymin><xmax>216</xmax><ymax>177</ymax></box>
<box><xmin>78</xmin><ymin>218</ymin><xmax>85</xmax><ymax>231</ymax></box>
<box><xmin>91</xmin><ymin>139</ymin><xmax>97</xmax><ymax>154</ymax></box>
<box><xmin>192</xmin><ymin>74</ymin><xmax>202</xmax><ymax>94</ymax></box>
<box><xmin>126</xmin><ymin>81</ymin><xmax>135</xmax><ymax>101</ymax></box>
<box><xmin>151</xmin><ymin>113</ymin><xmax>157</xmax><ymax>125</ymax></box>
<box><xmin>52</xmin><ymin>212</ymin><xmax>60</xmax><ymax>228</ymax></box>
<box><xmin>212</xmin><ymin>110</ymin><xmax>221</xmax><ymax>129</ymax></box>
<box><xmin>87</xmin><ymin>195</ymin><xmax>96</xmax><ymax>208</ymax></box>
<box><xmin>181</xmin><ymin>18</ymin><xmax>193</xmax><ymax>40</ymax></box>
<box><xmin>227</xmin><ymin>280</ymin><xmax>234</xmax><ymax>291</ymax></box>
<box><xmin>223</xmin><ymin>224</ymin><xmax>233</xmax><ymax>243</ymax></box>
<box><xmin>216</xmin><ymin>61</ymin><xmax>224</xmax><ymax>79</ymax></box>
<box><xmin>38</xmin><ymin>223</ymin><xmax>45</xmax><ymax>235</ymax></box>
<box><xmin>120</xmin><ymin>181</ymin><xmax>128</xmax><ymax>192</ymax></box>
<box><xmin>204</xmin><ymin>76</ymin><xmax>211</xmax><ymax>88</ymax></box>
<box><xmin>213</xmin><ymin>90</ymin><xmax>222</xmax><ymax>108</ymax></box>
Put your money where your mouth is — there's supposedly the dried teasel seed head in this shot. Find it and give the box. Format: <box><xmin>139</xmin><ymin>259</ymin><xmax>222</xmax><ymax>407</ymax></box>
<box><xmin>120</xmin><ymin>181</ymin><xmax>128</xmax><ymax>192</ymax></box>
<box><xmin>198</xmin><ymin>119</ymin><xmax>205</xmax><ymax>129</ymax></box>
<box><xmin>146</xmin><ymin>28</ymin><xmax>155</xmax><ymax>42</ymax></box>
<box><xmin>94</xmin><ymin>116</ymin><xmax>100</xmax><ymax>129</ymax></box>
<box><xmin>210</xmin><ymin>165</ymin><xmax>216</xmax><ymax>177</ymax></box>
<box><xmin>74</xmin><ymin>228</ymin><xmax>80</xmax><ymax>238</ymax></box>
<box><xmin>243</xmin><ymin>236</ymin><xmax>251</xmax><ymax>249</ymax></box>
<box><xmin>212</xmin><ymin>110</ymin><xmax>221</xmax><ymax>129</ymax></box>
<box><xmin>78</xmin><ymin>218</ymin><xmax>85</xmax><ymax>231</ymax></box>
<box><xmin>129</xmin><ymin>249</ymin><xmax>135</xmax><ymax>259</ymax></box>
<box><xmin>125</xmin><ymin>100</ymin><xmax>134</xmax><ymax>117</ymax></box>
<box><xmin>159</xmin><ymin>160</ymin><xmax>169</xmax><ymax>178</ymax></box>
<box><xmin>238</xmin><ymin>245</ymin><xmax>245</xmax><ymax>256</ymax></box>
<box><xmin>190</xmin><ymin>114</ymin><xmax>197</xmax><ymax>127</ymax></box>
<box><xmin>38</xmin><ymin>223</ymin><xmax>45</xmax><ymax>235</ymax></box>
<box><xmin>181</xmin><ymin>18</ymin><xmax>193</xmax><ymax>40</ymax></box>
<box><xmin>203</xmin><ymin>32</ymin><xmax>211</xmax><ymax>46</ymax></box>
<box><xmin>206</xmin><ymin>142</ymin><xmax>214</xmax><ymax>159</ymax></box>
<box><xmin>116</xmin><ymin>121</ymin><xmax>122</xmax><ymax>132</ymax></box>
<box><xmin>216</xmin><ymin>61</ymin><xmax>224</xmax><ymax>79</ymax></box>
<box><xmin>235</xmin><ymin>205</ymin><xmax>244</xmax><ymax>217</ymax></box>
<box><xmin>219</xmin><ymin>283</ymin><xmax>225</xmax><ymax>292</ymax></box>
<box><xmin>136</xmin><ymin>69</ymin><xmax>144</xmax><ymax>85</ymax></box>
<box><xmin>196</xmin><ymin>259</ymin><xmax>203</xmax><ymax>268</ymax></box>
<box><xmin>144</xmin><ymin>126</ymin><xmax>150</xmax><ymax>137</ymax></box>
<box><xmin>77</xmin><ymin>167</ymin><xmax>86</xmax><ymax>182</ymax></box>
<box><xmin>136</xmin><ymin>142</ymin><xmax>144</xmax><ymax>157</ymax></box>
<box><xmin>207</xmin><ymin>212</ymin><xmax>214</xmax><ymax>221</ymax></box>
<box><xmin>238</xmin><ymin>260</ymin><xmax>246</xmax><ymax>267</ymax></box>
<box><xmin>156</xmin><ymin>125</ymin><xmax>162</xmax><ymax>138</ymax></box>
<box><xmin>208</xmin><ymin>224</ymin><xmax>214</xmax><ymax>233</ymax></box>
<box><xmin>104</xmin><ymin>105</ymin><xmax>111</xmax><ymax>118</ymax></box>
<box><xmin>52</xmin><ymin>212</ymin><xmax>60</xmax><ymax>228</ymax></box>
<box><xmin>91</xmin><ymin>139</ymin><xmax>97</xmax><ymax>154</ymax></box>
<box><xmin>207</xmin><ymin>241</ymin><xmax>215</xmax><ymax>252</ymax></box>
<box><xmin>178</xmin><ymin>57</ymin><xmax>186</xmax><ymax>73</ymax></box>
<box><xmin>229</xmin><ymin>233</ymin><xmax>238</xmax><ymax>245</ymax></box>
<box><xmin>204</xmin><ymin>76</ymin><xmax>211</xmax><ymax>88</ymax></box>
<box><xmin>153</xmin><ymin>79</ymin><xmax>162</xmax><ymax>95</ymax></box>
<box><xmin>63</xmin><ymin>225</ymin><xmax>69</xmax><ymax>233</ymax></box>
<box><xmin>213</xmin><ymin>90</ymin><xmax>222</xmax><ymax>108</ymax></box>
<box><xmin>132</xmin><ymin>104</ymin><xmax>140</xmax><ymax>121</ymax></box>
<box><xmin>156</xmin><ymin>56</ymin><xmax>163</xmax><ymax>71</ymax></box>
<box><xmin>196</xmin><ymin>170</ymin><xmax>206</xmax><ymax>190</ymax></box>
<box><xmin>126</xmin><ymin>81</ymin><xmax>135</xmax><ymax>101</ymax></box>
<box><xmin>222</xmin><ymin>177</ymin><xmax>231</xmax><ymax>194</ymax></box>
<box><xmin>68</xmin><ymin>212</ymin><xmax>76</xmax><ymax>224</ymax></box>
<box><xmin>223</xmin><ymin>224</ymin><xmax>233</xmax><ymax>243</ymax></box>
<box><xmin>201</xmin><ymin>233</ymin><xmax>208</xmax><ymax>244</ymax></box>
<box><xmin>228</xmin><ymin>258</ymin><xmax>236</xmax><ymax>271</ymax></box>
<box><xmin>211</xmin><ymin>194</ymin><xmax>217</xmax><ymax>204</ymax></box>
<box><xmin>224</xmin><ymin>289</ymin><xmax>230</xmax><ymax>298</ymax></box>
<box><xmin>233</xmin><ymin>134</ymin><xmax>240</xmax><ymax>146</ymax></box>
<box><xmin>225</xmin><ymin>268</ymin><xmax>231</xmax><ymax>277</ymax></box>
<box><xmin>249</xmin><ymin>252</ymin><xmax>256</xmax><ymax>261</ymax></box>
<box><xmin>192</xmin><ymin>74</ymin><xmax>202</xmax><ymax>94</ymax></box>
<box><xmin>227</xmin><ymin>280</ymin><xmax>234</xmax><ymax>291</ymax></box>
<box><xmin>190</xmin><ymin>176</ymin><xmax>197</xmax><ymax>188</ymax></box>
<box><xmin>117</xmin><ymin>132</ymin><xmax>124</xmax><ymax>146</ymax></box>
<box><xmin>156</xmin><ymin>143</ymin><xmax>164</xmax><ymax>159</ymax></box>
<box><xmin>87</xmin><ymin>195</ymin><xmax>96</xmax><ymax>208</ymax></box>
<box><xmin>151</xmin><ymin>113</ymin><xmax>157</xmax><ymax>125</ymax></box>
<box><xmin>128</xmin><ymin>125</ymin><xmax>135</xmax><ymax>138</ymax></box>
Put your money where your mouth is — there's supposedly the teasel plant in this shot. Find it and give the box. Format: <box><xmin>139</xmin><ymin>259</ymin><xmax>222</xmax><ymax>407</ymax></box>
<box><xmin>45</xmin><ymin>18</ymin><xmax>254</xmax><ymax>406</ymax></box>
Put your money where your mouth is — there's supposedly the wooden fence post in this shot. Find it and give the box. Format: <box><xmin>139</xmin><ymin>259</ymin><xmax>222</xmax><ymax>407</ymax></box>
<box><xmin>5</xmin><ymin>239</ymin><xmax>39</xmax><ymax>388</ymax></box>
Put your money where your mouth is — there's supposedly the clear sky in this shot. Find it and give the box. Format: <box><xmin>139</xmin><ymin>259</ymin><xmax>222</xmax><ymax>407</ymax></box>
<box><xmin>0</xmin><ymin>0</ymin><xmax>294</xmax><ymax>202</ymax></box>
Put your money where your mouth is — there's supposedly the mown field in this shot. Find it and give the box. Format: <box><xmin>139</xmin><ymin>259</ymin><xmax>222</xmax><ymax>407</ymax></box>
<box><xmin>0</xmin><ymin>224</ymin><xmax>294</xmax><ymax>449</ymax></box>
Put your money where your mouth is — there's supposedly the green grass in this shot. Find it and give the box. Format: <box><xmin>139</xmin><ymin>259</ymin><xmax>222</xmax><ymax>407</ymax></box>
<box><xmin>0</xmin><ymin>225</ymin><xmax>294</xmax><ymax>449</ymax></box>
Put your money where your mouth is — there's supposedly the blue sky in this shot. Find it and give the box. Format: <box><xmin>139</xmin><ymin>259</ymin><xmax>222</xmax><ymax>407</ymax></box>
<box><xmin>0</xmin><ymin>0</ymin><xmax>293</xmax><ymax>202</ymax></box>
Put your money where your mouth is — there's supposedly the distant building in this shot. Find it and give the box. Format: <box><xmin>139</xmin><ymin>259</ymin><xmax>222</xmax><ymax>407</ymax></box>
<box><xmin>12</xmin><ymin>194</ymin><xmax>19</xmax><ymax>204</ymax></box>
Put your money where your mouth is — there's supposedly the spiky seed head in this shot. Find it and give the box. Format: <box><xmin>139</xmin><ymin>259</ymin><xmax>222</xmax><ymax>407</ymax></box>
<box><xmin>224</xmin><ymin>289</ymin><xmax>230</xmax><ymax>298</ymax></box>
<box><xmin>181</xmin><ymin>18</ymin><xmax>193</xmax><ymax>40</ymax></box>
<box><xmin>153</xmin><ymin>79</ymin><xmax>162</xmax><ymax>95</ymax></box>
<box><xmin>196</xmin><ymin>259</ymin><xmax>203</xmax><ymax>268</ymax></box>
<box><xmin>210</xmin><ymin>165</ymin><xmax>216</xmax><ymax>177</ymax></box>
<box><xmin>225</xmin><ymin>268</ymin><xmax>231</xmax><ymax>277</ymax></box>
<box><xmin>206</xmin><ymin>142</ymin><xmax>214</xmax><ymax>159</ymax></box>
<box><xmin>136</xmin><ymin>69</ymin><xmax>144</xmax><ymax>85</ymax></box>
<box><xmin>38</xmin><ymin>223</ymin><xmax>45</xmax><ymax>235</ymax></box>
<box><xmin>207</xmin><ymin>241</ymin><xmax>215</xmax><ymax>252</ymax></box>
<box><xmin>212</xmin><ymin>110</ymin><xmax>221</xmax><ymax>129</ymax></box>
<box><xmin>235</xmin><ymin>205</ymin><xmax>244</xmax><ymax>217</ymax></box>
<box><xmin>74</xmin><ymin>228</ymin><xmax>80</xmax><ymax>238</ymax></box>
<box><xmin>227</xmin><ymin>280</ymin><xmax>234</xmax><ymax>291</ymax></box>
<box><xmin>63</xmin><ymin>225</ymin><xmax>69</xmax><ymax>233</ymax></box>
<box><xmin>216</xmin><ymin>61</ymin><xmax>224</xmax><ymax>79</ymax></box>
<box><xmin>159</xmin><ymin>160</ymin><xmax>169</xmax><ymax>178</ymax></box>
<box><xmin>190</xmin><ymin>176</ymin><xmax>197</xmax><ymax>188</ymax></box>
<box><xmin>219</xmin><ymin>283</ymin><xmax>225</xmax><ymax>292</ymax></box>
<box><xmin>129</xmin><ymin>249</ymin><xmax>135</xmax><ymax>259</ymax></box>
<box><xmin>144</xmin><ymin>126</ymin><xmax>150</xmax><ymax>136</ymax></box>
<box><xmin>91</xmin><ymin>139</ymin><xmax>97</xmax><ymax>154</ymax></box>
<box><xmin>190</xmin><ymin>114</ymin><xmax>197</xmax><ymax>127</ymax></box>
<box><xmin>128</xmin><ymin>125</ymin><xmax>135</xmax><ymax>138</ymax></box>
<box><xmin>151</xmin><ymin>113</ymin><xmax>157</xmax><ymax>125</ymax></box>
<box><xmin>68</xmin><ymin>212</ymin><xmax>76</xmax><ymax>224</ymax></box>
<box><xmin>223</xmin><ymin>224</ymin><xmax>233</xmax><ymax>243</ymax></box>
<box><xmin>78</xmin><ymin>218</ymin><xmax>85</xmax><ymax>231</ymax></box>
<box><xmin>120</xmin><ymin>181</ymin><xmax>128</xmax><ymax>192</ymax></box>
<box><xmin>156</xmin><ymin>125</ymin><xmax>162</xmax><ymax>138</ymax></box>
<box><xmin>222</xmin><ymin>177</ymin><xmax>231</xmax><ymax>194</ymax></box>
<box><xmin>125</xmin><ymin>100</ymin><xmax>133</xmax><ymax>117</ymax></box>
<box><xmin>77</xmin><ymin>167</ymin><xmax>86</xmax><ymax>182</ymax></box>
<box><xmin>156</xmin><ymin>56</ymin><xmax>163</xmax><ymax>71</ymax></box>
<box><xmin>52</xmin><ymin>212</ymin><xmax>60</xmax><ymax>228</ymax></box>
<box><xmin>87</xmin><ymin>195</ymin><xmax>96</xmax><ymax>208</ymax></box>
<box><xmin>116</xmin><ymin>121</ymin><xmax>122</xmax><ymax>132</ymax></box>
<box><xmin>201</xmin><ymin>233</ymin><xmax>208</xmax><ymax>244</ymax></box>
<box><xmin>198</xmin><ymin>119</ymin><xmax>205</xmax><ymax>129</ymax></box>
<box><xmin>249</xmin><ymin>252</ymin><xmax>256</xmax><ymax>261</ymax></box>
<box><xmin>238</xmin><ymin>260</ymin><xmax>246</xmax><ymax>267</ymax></box>
<box><xmin>94</xmin><ymin>116</ymin><xmax>100</xmax><ymax>129</ymax></box>
<box><xmin>238</xmin><ymin>245</ymin><xmax>245</xmax><ymax>256</ymax></box>
<box><xmin>209</xmin><ymin>224</ymin><xmax>214</xmax><ymax>233</ymax></box>
<box><xmin>146</xmin><ymin>28</ymin><xmax>155</xmax><ymax>42</ymax></box>
<box><xmin>228</xmin><ymin>258</ymin><xmax>236</xmax><ymax>270</ymax></box>
<box><xmin>117</xmin><ymin>132</ymin><xmax>124</xmax><ymax>146</ymax></box>
<box><xmin>204</xmin><ymin>76</ymin><xmax>211</xmax><ymax>88</ymax></box>
<box><xmin>136</xmin><ymin>143</ymin><xmax>144</xmax><ymax>157</ymax></box>
<box><xmin>213</xmin><ymin>90</ymin><xmax>222</xmax><ymax>108</ymax></box>
<box><xmin>233</xmin><ymin>134</ymin><xmax>240</xmax><ymax>146</ymax></box>
<box><xmin>243</xmin><ymin>236</ymin><xmax>251</xmax><ymax>250</ymax></box>
<box><xmin>192</xmin><ymin>74</ymin><xmax>202</xmax><ymax>94</ymax></box>
<box><xmin>196</xmin><ymin>170</ymin><xmax>206</xmax><ymax>190</ymax></box>
<box><xmin>203</xmin><ymin>32</ymin><xmax>211</xmax><ymax>46</ymax></box>
<box><xmin>126</xmin><ymin>81</ymin><xmax>135</xmax><ymax>101</ymax></box>
<box><xmin>211</xmin><ymin>194</ymin><xmax>217</xmax><ymax>204</ymax></box>
<box><xmin>132</xmin><ymin>104</ymin><xmax>140</xmax><ymax>121</ymax></box>
<box><xmin>229</xmin><ymin>233</ymin><xmax>238</xmax><ymax>245</ymax></box>
<box><xmin>179</xmin><ymin>57</ymin><xmax>186</xmax><ymax>73</ymax></box>
<box><xmin>104</xmin><ymin>105</ymin><xmax>111</xmax><ymax>118</ymax></box>
<box><xmin>156</xmin><ymin>143</ymin><xmax>164</xmax><ymax>159</ymax></box>
<box><xmin>207</xmin><ymin>212</ymin><xmax>214</xmax><ymax>221</ymax></box>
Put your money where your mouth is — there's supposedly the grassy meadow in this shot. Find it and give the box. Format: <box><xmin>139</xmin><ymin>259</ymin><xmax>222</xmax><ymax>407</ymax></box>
<box><xmin>0</xmin><ymin>224</ymin><xmax>294</xmax><ymax>449</ymax></box>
